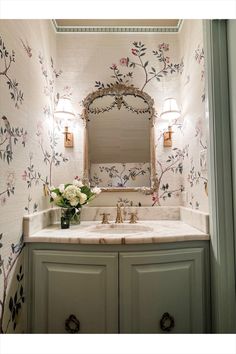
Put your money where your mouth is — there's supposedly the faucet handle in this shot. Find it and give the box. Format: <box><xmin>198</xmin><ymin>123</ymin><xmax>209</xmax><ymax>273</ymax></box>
<box><xmin>100</xmin><ymin>213</ymin><xmax>110</xmax><ymax>224</ymax></box>
<box><xmin>128</xmin><ymin>212</ymin><xmax>138</xmax><ymax>224</ymax></box>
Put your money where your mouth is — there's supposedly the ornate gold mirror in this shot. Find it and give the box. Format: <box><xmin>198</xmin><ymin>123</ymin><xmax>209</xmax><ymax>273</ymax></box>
<box><xmin>82</xmin><ymin>84</ymin><xmax>156</xmax><ymax>192</ymax></box>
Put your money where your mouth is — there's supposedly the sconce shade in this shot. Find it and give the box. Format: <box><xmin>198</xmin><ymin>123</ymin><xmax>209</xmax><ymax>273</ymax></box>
<box><xmin>160</xmin><ymin>98</ymin><xmax>181</xmax><ymax>122</ymax></box>
<box><xmin>54</xmin><ymin>97</ymin><xmax>75</xmax><ymax>120</ymax></box>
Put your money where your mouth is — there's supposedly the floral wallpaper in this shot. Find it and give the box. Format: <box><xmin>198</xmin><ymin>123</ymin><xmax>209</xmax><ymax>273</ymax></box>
<box><xmin>55</xmin><ymin>22</ymin><xmax>208</xmax><ymax>211</ymax></box>
<box><xmin>90</xmin><ymin>162</ymin><xmax>151</xmax><ymax>188</ymax></box>
<box><xmin>0</xmin><ymin>20</ymin><xmax>72</xmax><ymax>333</ymax></box>
<box><xmin>0</xmin><ymin>19</ymin><xmax>208</xmax><ymax>333</ymax></box>
<box><xmin>179</xmin><ymin>20</ymin><xmax>208</xmax><ymax>212</ymax></box>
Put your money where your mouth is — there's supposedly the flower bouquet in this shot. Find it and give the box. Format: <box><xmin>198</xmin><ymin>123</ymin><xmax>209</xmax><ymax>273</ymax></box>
<box><xmin>50</xmin><ymin>177</ymin><xmax>101</xmax><ymax>228</ymax></box>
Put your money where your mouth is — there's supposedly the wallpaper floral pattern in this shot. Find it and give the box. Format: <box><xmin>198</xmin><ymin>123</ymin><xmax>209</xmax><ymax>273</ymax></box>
<box><xmin>91</xmin><ymin>40</ymin><xmax>185</xmax><ymax>199</ymax></box>
<box><xmin>90</xmin><ymin>163</ymin><xmax>151</xmax><ymax>188</ymax></box>
<box><xmin>0</xmin><ymin>20</ymin><xmax>70</xmax><ymax>333</ymax></box>
<box><xmin>179</xmin><ymin>20</ymin><xmax>208</xmax><ymax>212</ymax></box>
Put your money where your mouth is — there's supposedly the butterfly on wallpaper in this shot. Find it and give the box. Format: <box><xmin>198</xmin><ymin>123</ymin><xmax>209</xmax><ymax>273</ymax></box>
<box><xmin>20</xmin><ymin>38</ymin><xmax>32</xmax><ymax>58</ymax></box>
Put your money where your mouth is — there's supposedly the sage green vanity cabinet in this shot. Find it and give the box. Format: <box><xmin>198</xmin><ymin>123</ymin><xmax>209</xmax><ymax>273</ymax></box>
<box><xmin>119</xmin><ymin>248</ymin><xmax>208</xmax><ymax>333</ymax></box>
<box><xmin>28</xmin><ymin>243</ymin><xmax>210</xmax><ymax>333</ymax></box>
<box><xmin>31</xmin><ymin>250</ymin><xmax>118</xmax><ymax>333</ymax></box>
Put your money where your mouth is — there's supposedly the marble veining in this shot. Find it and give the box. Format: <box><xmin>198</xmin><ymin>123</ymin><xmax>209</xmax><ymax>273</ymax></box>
<box><xmin>23</xmin><ymin>206</ymin><xmax>209</xmax><ymax>237</ymax></box>
<box><xmin>24</xmin><ymin>220</ymin><xmax>209</xmax><ymax>245</ymax></box>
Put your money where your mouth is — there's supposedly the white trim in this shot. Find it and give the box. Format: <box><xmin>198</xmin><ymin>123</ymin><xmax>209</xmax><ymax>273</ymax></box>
<box><xmin>52</xmin><ymin>19</ymin><xmax>183</xmax><ymax>33</ymax></box>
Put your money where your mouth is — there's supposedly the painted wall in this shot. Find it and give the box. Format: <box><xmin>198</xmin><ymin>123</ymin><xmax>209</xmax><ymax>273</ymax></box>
<box><xmin>0</xmin><ymin>19</ymin><xmax>208</xmax><ymax>333</ymax></box>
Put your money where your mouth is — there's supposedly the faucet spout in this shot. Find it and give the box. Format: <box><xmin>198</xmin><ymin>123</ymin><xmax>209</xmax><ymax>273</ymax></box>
<box><xmin>115</xmin><ymin>203</ymin><xmax>123</xmax><ymax>223</ymax></box>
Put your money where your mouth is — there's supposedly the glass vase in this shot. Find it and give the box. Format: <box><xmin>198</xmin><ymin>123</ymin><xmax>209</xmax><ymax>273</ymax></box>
<box><xmin>66</xmin><ymin>207</ymin><xmax>81</xmax><ymax>225</ymax></box>
<box><xmin>61</xmin><ymin>208</ymin><xmax>71</xmax><ymax>229</ymax></box>
<box><xmin>70</xmin><ymin>208</ymin><xmax>81</xmax><ymax>225</ymax></box>
<box><xmin>60</xmin><ymin>208</ymin><xmax>81</xmax><ymax>228</ymax></box>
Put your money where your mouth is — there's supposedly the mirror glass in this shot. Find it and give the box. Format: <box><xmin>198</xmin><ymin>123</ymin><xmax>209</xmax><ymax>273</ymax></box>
<box><xmin>83</xmin><ymin>85</ymin><xmax>155</xmax><ymax>190</ymax></box>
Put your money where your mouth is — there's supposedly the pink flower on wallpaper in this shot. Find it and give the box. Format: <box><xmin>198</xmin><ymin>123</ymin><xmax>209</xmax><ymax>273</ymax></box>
<box><xmin>119</xmin><ymin>57</ymin><xmax>128</xmax><ymax>66</ymax></box>
<box><xmin>111</xmin><ymin>63</ymin><xmax>117</xmax><ymax>70</ymax></box>
<box><xmin>165</xmin><ymin>56</ymin><xmax>170</xmax><ymax>63</ymax></box>
<box><xmin>22</xmin><ymin>170</ymin><xmax>28</xmax><ymax>181</ymax></box>
<box><xmin>158</xmin><ymin>43</ymin><xmax>169</xmax><ymax>51</ymax></box>
<box><xmin>131</xmin><ymin>48</ymin><xmax>138</xmax><ymax>56</ymax></box>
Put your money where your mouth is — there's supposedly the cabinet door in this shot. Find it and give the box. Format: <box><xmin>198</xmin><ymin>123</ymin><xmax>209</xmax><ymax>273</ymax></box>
<box><xmin>31</xmin><ymin>250</ymin><xmax>118</xmax><ymax>333</ymax></box>
<box><xmin>120</xmin><ymin>248</ymin><xmax>207</xmax><ymax>333</ymax></box>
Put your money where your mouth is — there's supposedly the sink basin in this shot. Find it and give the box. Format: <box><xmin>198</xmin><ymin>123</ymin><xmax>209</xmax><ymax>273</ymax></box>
<box><xmin>87</xmin><ymin>223</ymin><xmax>153</xmax><ymax>234</ymax></box>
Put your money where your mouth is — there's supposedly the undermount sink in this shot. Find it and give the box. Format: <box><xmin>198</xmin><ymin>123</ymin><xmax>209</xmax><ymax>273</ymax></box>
<box><xmin>87</xmin><ymin>223</ymin><xmax>154</xmax><ymax>234</ymax></box>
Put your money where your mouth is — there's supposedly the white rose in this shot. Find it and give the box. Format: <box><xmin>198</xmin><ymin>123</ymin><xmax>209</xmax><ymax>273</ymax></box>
<box><xmin>73</xmin><ymin>179</ymin><xmax>83</xmax><ymax>187</ymax></box>
<box><xmin>91</xmin><ymin>186</ymin><xmax>101</xmax><ymax>195</ymax></box>
<box><xmin>63</xmin><ymin>185</ymin><xmax>78</xmax><ymax>201</ymax></box>
<box><xmin>51</xmin><ymin>192</ymin><xmax>58</xmax><ymax>200</ymax></box>
<box><xmin>78</xmin><ymin>192</ymin><xmax>87</xmax><ymax>204</ymax></box>
<box><xmin>58</xmin><ymin>184</ymin><xmax>65</xmax><ymax>193</ymax></box>
<box><xmin>49</xmin><ymin>185</ymin><xmax>55</xmax><ymax>191</ymax></box>
<box><xmin>70</xmin><ymin>197</ymin><xmax>79</xmax><ymax>206</ymax></box>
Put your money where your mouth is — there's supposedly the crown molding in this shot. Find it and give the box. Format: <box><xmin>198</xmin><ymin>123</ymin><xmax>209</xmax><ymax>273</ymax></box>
<box><xmin>52</xmin><ymin>19</ymin><xmax>183</xmax><ymax>33</ymax></box>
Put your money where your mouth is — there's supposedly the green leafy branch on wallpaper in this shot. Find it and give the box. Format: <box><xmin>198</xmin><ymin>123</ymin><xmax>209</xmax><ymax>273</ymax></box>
<box><xmin>37</xmin><ymin>53</ymin><xmax>68</xmax><ymax>186</ymax></box>
<box><xmin>0</xmin><ymin>172</ymin><xmax>15</xmax><ymax>206</ymax></box>
<box><xmin>36</xmin><ymin>127</ymin><xmax>69</xmax><ymax>186</ymax></box>
<box><xmin>152</xmin><ymin>145</ymin><xmax>189</xmax><ymax>206</ymax></box>
<box><xmin>0</xmin><ymin>233</ymin><xmax>24</xmax><ymax>333</ymax></box>
<box><xmin>194</xmin><ymin>45</ymin><xmax>205</xmax><ymax>102</ymax></box>
<box><xmin>7</xmin><ymin>265</ymin><xmax>25</xmax><ymax>332</ymax></box>
<box><xmin>188</xmin><ymin>161</ymin><xmax>208</xmax><ymax>196</ymax></box>
<box><xmin>130</xmin><ymin>42</ymin><xmax>183</xmax><ymax>91</ymax></box>
<box><xmin>22</xmin><ymin>154</ymin><xmax>49</xmax><ymax>213</ymax></box>
<box><xmin>97</xmin><ymin>164</ymin><xmax>150</xmax><ymax>188</ymax></box>
<box><xmin>24</xmin><ymin>195</ymin><xmax>38</xmax><ymax>214</ymax></box>
<box><xmin>22</xmin><ymin>153</ymin><xmax>49</xmax><ymax>188</ymax></box>
<box><xmin>0</xmin><ymin>115</ymin><xmax>27</xmax><ymax>206</ymax></box>
<box><xmin>0</xmin><ymin>116</ymin><xmax>27</xmax><ymax>164</ymax></box>
<box><xmin>0</xmin><ymin>36</ymin><xmax>24</xmax><ymax>108</ymax></box>
<box><xmin>38</xmin><ymin>53</ymin><xmax>62</xmax><ymax>108</ymax></box>
<box><xmin>95</xmin><ymin>42</ymin><xmax>184</xmax><ymax>91</ymax></box>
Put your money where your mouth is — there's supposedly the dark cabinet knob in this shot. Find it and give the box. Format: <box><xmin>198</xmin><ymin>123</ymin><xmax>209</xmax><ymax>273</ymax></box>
<box><xmin>160</xmin><ymin>312</ymin><xmax>175</xmax><ymax>332</ymax></box>
<box><xmin>65</xmin><ymin>314</ymin><xmax>80</xmax><ymax>333</ymax></box>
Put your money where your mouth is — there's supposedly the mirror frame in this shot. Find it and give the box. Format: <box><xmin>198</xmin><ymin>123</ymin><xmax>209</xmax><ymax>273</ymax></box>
<box><xmin>81</xmin><ymin>83</ymin><xmax>157</xmax><ymax>193</ymax></box>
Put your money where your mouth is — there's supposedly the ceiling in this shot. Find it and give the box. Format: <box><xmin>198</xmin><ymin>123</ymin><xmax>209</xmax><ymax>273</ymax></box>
<box><xmin>53</xmin><ymin>19</ymin><xmax>182</xmax><ymax>33</ymax></box>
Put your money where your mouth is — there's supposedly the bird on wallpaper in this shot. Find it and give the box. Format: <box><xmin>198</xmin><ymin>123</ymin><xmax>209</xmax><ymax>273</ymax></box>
<box><xmin>20</xmin><ymin>38</ymin><xmax>32</xmax><ymax>58</ymax></box>
<box><xmin>1</xmin><ymin>115</ymin><xmax>13</xmax><ymax>160</ymax></box>
<box><xmin>11</xmin><ymin>234</ymin><xmax>24</xmax><ymax>254</ymax></box>
<box><xmin>2</xmin><ymin>115</ymin><xmax>11</xmax><ymax>132</ymax></box>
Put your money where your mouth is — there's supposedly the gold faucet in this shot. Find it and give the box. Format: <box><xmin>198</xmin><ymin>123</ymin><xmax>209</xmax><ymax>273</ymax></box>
<box><xmin>129</xmin><ymin>212</ymin><xmax>138</xmax><ymax>224</ymax></box>
<box><xmin>100</xmin><ymin>213</ymin><xmax>110</xmax><ymax>224</ymax></box>
<box><xmin>115</xmin><ymin>203</ymin><xmax>123</xmax><ymax>223</ymax></box>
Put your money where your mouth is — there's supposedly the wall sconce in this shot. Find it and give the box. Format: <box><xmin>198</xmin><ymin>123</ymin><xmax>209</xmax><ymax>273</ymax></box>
<box><xmin>160</xmin><ymin>98</ymin><xmax>181</xmax><ymax>147</ymax></box>
<box><xmin>54</xmin><ymin>97</ymin><xmax>75</xmax><ymax>148</ymax></box>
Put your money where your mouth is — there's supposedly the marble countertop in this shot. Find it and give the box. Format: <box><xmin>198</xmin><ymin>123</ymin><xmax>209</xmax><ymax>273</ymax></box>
<box><xmin>24</xmin><ymin>220</ymin><xmax>209</xmax><ymax>245</ymax></box>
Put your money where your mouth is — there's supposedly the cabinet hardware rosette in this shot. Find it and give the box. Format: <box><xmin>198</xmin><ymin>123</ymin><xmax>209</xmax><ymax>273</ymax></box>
<box><xmin>160</xmin><ymin>312</ymin><xmax>175</xmax><ymax>332</ymax></box>
<box><xmin>65</xmin><ymin>314</ymin><xmax>80</xmax><ymax>333</ymax></box>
